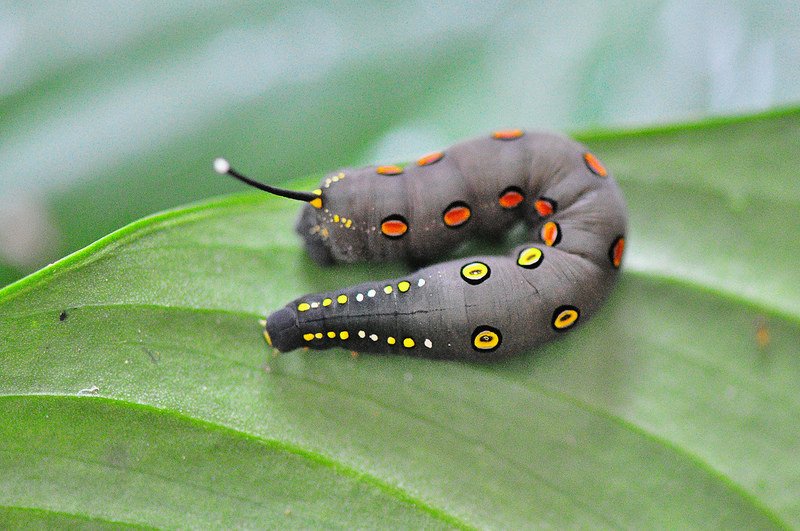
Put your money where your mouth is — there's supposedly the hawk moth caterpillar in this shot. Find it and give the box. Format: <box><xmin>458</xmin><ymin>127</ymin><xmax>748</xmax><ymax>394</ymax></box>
<box><xmin>216</xmin><ymin>129</ymin><xmax>627</xmax><ymax>359</ymax></box>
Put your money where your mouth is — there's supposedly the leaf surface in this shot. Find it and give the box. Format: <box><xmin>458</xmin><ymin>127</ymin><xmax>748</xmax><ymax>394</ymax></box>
<box><xmin>1</xmin><ymin>110</ymin><xmax>798</xmax><ymax>528</ymax></box>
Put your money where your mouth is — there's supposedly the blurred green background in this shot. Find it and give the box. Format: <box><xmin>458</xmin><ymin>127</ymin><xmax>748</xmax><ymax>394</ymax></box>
<box><xmin>1</xmin><ymin>1</ymin><xmax>799</xmax><ymax>286</ymax></box>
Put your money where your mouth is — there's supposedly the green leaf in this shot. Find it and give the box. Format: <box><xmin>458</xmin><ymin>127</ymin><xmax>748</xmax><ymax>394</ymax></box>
<box><xmin>1</xmin><ymin>109</ymin><xmax>798</xmax><ymax>527</ymax></box>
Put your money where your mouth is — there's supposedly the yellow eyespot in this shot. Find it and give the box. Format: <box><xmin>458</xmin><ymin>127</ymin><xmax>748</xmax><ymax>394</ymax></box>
<box><xmin>322</xmin><ymin>298</ymin><xmax>332</xmax><ymax>307</ymax></box>
<box><xmin>460</xmin><ymin>261</ymin><xmax>490</xmax><ymax>285</ymax></box>
<box><xmin>337</xmin><ymin>294</ymin><xmax>348</xmax><ymax>304</ymax></box>
<box><xmin>384</xmin><ymin>285</ymin><xmax>393</xmax><ymax>294</ymax></box>
<box><xmin>398</xmin><ymin>281</ymin><xmax>411</xmax><ymax>292</ymax></box>
<box><xmin>303</xmin><ymin>333</ymin><xmax>315</xmax><ymax>341</ymax></box>
<box><xmin>387</xmin><ymin>336</ymin><xmax>396</xmax><ymax>345</ymax></box>
<box><xmin>403</xmin><ymin>338</ymin><xmax>415</xmax><ymax>348</ymax></box>
<box><xmin>517</xmin><ymin>247</ymin><xmax>543</xmax><ymax>269</ymax></box>
<box><xmin>327</xmin><ymin>331</ymin><xmax>336</xmax><ymax>339</ymax></box>
<box><xmin>340</xmin><ymin>331</ymin><xmax>350</xmax><ymax>340</ymax></box>
<box><xmin>297</xmin><ymin>302</ymin><xmax>311</xmax><ymax>312</ymax></box>
<box><xmin>471</xmin><ymin>326</ymin><xmax>502</xmax><ymax>352</ymax></box>
<box><xmin>314</xmin><ymin>332</ymin><xmax>323</xmax><ymax>339</ymax></box>
<box><xmin>552</xmin><ymin>306</ymin><xmax>580</xmax><ymax>331</ymax></box>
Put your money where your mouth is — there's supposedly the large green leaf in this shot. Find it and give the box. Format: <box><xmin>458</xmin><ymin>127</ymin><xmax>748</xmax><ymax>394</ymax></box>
<box><xmin>1</xmin><ymin>109</ymin><xmax>799</xmax><ymax>527</ymax></box>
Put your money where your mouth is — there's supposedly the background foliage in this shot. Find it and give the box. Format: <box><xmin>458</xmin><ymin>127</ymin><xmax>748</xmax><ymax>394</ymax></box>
<box><xmin>1</xmin><ymin>2</ymin><xmax>799</xmax><ymax>529</ymax></box>
<box><xmin>2</xmin><ymin>1</ymin><xmax>800</xmax><ymax>285</ymax></box>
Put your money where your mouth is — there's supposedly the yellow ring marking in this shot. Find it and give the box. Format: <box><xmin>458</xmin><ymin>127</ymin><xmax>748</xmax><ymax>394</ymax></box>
<box><xmin>473</xmin><ymin>330</ymin><xmax>500</xmax><ymax>351</ymax></box>
<box><xmin>517</xmin><ymin>247</ymin><xmax>543</xmax><ymax>268</ymax></box>
<box><xmin>554</xmin><ymin>309</ymin><xmax>579</xmax><ymax>329</ymax></box>
<box><xmin>460</xmin><ymin>261</ymin><xmax>490</xmax><ymax>284</ymax></box>
<box><xmin>263</xmin><ymin>329</ymin><xmax>273</xmax><ymax>347</ymax></box>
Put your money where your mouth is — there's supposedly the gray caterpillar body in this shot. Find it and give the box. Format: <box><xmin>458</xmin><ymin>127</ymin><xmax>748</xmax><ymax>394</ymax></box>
<box><xmin>219</xmin><ymin>129</ymin><xmax>627</xmax><ymax>359</ymax></box>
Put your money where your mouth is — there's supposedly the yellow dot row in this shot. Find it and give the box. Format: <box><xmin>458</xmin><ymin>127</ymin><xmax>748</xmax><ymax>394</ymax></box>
<box><xmin>301</xmin><ymin>329</ymin><xmax>430</xmax><ymax>350</ymax></box>
<box><xmin>296</xmin><ymin>278</ymin><xmax>425</xmax><ymax>313</ymax></box>
<box><xmin>331</xmin><ymin>214</ymin><xmax>353</xmax><ymax>229</ymax></box>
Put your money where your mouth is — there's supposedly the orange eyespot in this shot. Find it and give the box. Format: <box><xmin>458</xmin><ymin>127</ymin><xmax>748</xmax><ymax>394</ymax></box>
<box><xmin>376</xmin><ymin>165</ymin><xmax>404</xmax><ymax>175</ymax></box>
<box><xmin>498</xmin><ymin>186</ymin><xmax>525</xmax><ymax>209</ymax></box>
<box><xmin>380</xmin><ymin>215</ymin><xmax>409</xmax><ymax>238</ymax></box>
<box><xmin>492</xmin><ymin>129</ymin><xmax>524</xmax><ymax>140</ymax></box>
<box><xmin>417</xmin><ymin>151</ymin><xmax>444</xmax><ymax>166</ymax></box>
<box><xmin>534</xmin><ymin>198</ymin><xmax>557</xmax><ymax>217</ymax></box>
<box><xmin>583</xmin><ymin>152</ymin><xmax>608</xmax><ymax>177</ymax></box>
<box><xmin>443</xmin><ymin>202</ymin><xmax>471</xmax><ymax>228</ymax></box>
<box><xmin>609</xmin><ymin>236</ymin><xmax>625</xmax><ymax>268</ymax></box>
<box><xmin>541</xmin><ymin>221</ymin><xmax>561</xmax><ymax>246</ymax></box>
<box><xmin>552</xmin><ymin>305</ymin><xmax>579</xmax><ymax>331</ymax></box>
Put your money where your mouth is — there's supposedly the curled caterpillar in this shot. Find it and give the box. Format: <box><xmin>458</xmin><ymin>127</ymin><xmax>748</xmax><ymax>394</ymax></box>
<box><xmin>216</xmin><ymin>129</ymin><xmax>627</xmax><ymax>359</ymax></box>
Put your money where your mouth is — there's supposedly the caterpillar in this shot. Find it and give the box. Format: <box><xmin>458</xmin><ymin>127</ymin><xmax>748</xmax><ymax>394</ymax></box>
<box><xmin>215</xmin><ymin>129</ymin><xmax>627</xmax><ymax>359</ymax></box>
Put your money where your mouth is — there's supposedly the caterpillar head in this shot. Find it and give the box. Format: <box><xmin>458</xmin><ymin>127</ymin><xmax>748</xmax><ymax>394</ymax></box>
<box><xmin>295</xmin><ymin>201</ymin><xmax>335</xmax><ymax>265</ymax></box>
<box><xmin>293</xmin><ymin>171</ymin><xmax>375</xmax><ymax>265</ymax></box>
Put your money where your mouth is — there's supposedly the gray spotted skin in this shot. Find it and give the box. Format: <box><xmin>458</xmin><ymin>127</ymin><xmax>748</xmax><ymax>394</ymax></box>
<box><xmin>266</xmin><ymin>131</ymin><xmax>627</xmax><ymax>359</ymax></box>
